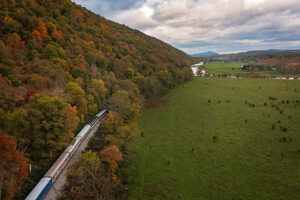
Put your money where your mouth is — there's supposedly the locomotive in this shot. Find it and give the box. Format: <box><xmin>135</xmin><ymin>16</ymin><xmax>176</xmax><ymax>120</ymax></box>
<box><xmin>25</xmin><ymin>108</ymin><xmax>109</xmax><ymax>200</ymax></box>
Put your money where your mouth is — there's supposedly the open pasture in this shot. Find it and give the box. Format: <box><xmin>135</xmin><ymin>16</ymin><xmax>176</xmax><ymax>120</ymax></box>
<box><xmin>128</xmin><ymin>77</ymin><xmax>300</xmax><ymax>200</ymax></box>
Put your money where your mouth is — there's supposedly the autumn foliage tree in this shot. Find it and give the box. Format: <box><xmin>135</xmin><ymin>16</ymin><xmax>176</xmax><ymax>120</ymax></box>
<box><xmin>0</xmin><ymin>130</ymin><xmax>28</xmax><ymax>200</ymax></box>
<box><xmin>26</xmin><ymin>94</ymin><xmax>80</xmax><ymax>159</ymax></box>
<box><xmin>6</xmin><ymin>33</ymin><xmax>22</xmax><ymax>51</ymax></box>
<box><xmin>59</xmin><ymin>150</ymin><xmax>124</xmax><ymax>200</ymax></box>
<box><xmin>100</xmin><ymin>145</ymin><xmax>123</xmax><ymax>170</ymax></box>
<box><xmin>64</xmin><ymin>82</ymin><xmax>87</xmax><ymax>122</ymax></box>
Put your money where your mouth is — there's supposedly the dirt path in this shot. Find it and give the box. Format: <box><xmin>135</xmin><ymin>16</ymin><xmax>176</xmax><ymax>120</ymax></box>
<box><xmin>43</xmin><ymin>121</ymin><xmax>102</xmax><ymax>200</ymax></box>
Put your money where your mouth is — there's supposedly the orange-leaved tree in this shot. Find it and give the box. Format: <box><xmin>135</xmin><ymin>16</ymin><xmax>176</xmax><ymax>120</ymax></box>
<box><xmin>0</xmin><ymin>130</ymin><xmax>29</xmax><ymax>200</ymax></box>
<box><xmin>100</xmin><ymin>145</ymin><xmax>122</xmax><ymax>170</ymax></box>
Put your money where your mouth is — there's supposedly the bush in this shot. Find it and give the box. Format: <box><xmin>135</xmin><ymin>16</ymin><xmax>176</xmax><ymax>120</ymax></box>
<box><xmin>212</xmin><ymin>135</ymin><xmax>218</xmax><ymax>142</ymax></box>
<box><xmin>279</xmin><ymin>137</ymin><xmax>287</xmax><ymax>142</ymax></box>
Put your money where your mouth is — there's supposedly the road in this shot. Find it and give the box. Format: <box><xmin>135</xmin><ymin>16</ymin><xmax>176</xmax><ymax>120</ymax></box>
<box><xmin>43</xmin><ymin>121</ymin><xmax>102</xmax><ymax>200</ymax></box>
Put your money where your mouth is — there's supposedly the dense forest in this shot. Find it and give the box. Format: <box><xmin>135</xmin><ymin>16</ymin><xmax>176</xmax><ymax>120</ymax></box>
<box><xmin>0</xmin><ymin>0</ymin><xmax>192</xmax><ymax>199</ymax></box>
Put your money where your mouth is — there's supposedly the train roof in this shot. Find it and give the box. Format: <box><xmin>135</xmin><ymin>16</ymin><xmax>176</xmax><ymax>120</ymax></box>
<box><xmin>25</xmin><ymin>177</ymin><xmax>51</xmax><ymax>200</ymax></box>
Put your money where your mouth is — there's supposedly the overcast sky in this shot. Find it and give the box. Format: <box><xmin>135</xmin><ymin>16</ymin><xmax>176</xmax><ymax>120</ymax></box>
<box><xmin>73</xmin><ymin>0</ymin><xmax>300</xmax><ymax>54</ymax></box>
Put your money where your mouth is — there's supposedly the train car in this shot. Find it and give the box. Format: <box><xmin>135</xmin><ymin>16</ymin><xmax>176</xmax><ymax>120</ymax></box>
<box><xmin>96</xmin><ymin>109</ymin><xmax>107</xmax><ymax>117</ymax></box>
<box><xmin>77</xmin><ymin>124</ymin><xmax>91</xmax><ymax>139</ymax></box>
<box><xmin>88</xmin><ymin>115</ymin><xmax>99</xmax><ymax>128</ymax></box>
<box><xmin>89</xmin><ymin>109</ymin><xmax>109</xmax><ymax>128</ymax></box>
<box><xmin>65</xmin><ymin>135</ymin><xmax>82</xmax><ymax>157</ymax></box>
<box><xmin>44</xmin><ymin>152</ymin><xmax>70</xmax><ymax>182</ymax></box>
<box><xmin>25</xmin><ymin>177</ymin><xmax>51</xmax><ymax>200</ymax></box>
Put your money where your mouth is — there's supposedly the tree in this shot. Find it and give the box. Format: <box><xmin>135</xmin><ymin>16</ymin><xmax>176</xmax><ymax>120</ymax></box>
<box><xmin>100</xmin><ymin>111</ymin><xmax>123</xmax><ymax>135</ymax></box>
<box><xmin>105</xmin><ymin>124</ymin><xmax>136</xmax><ymax>153</ymax></box>
<box><xmin>100</xmin><ymin>145</ymin><xmax>122</xmax><ymax>170</ymax></box>
<box><xmin>0</xmin><ymin>130</ymin><xmax>29</xmax><ymax>200</ymax></box>
<box><xmin>32</xmin><ymin>30</ymin><xmax>41</xmax><ymax>41</ymax></box>
<box><xmin>141</xmin><ymin>76</ymin><xmax>165</xmax><ymax>102</ymax></box>
<box><xmin>6</xmin><ymin>33</ymin><xmax>22</xmax><ymax>51</ymax></box>
<box><xmin>109</xmin><ymin>90</ymin><xmax>140</xmax><ymax>122</ymax></box>
<box><xmin>88</xmin><ymin>79</ymin><xmax>107</xmax><ymax>99</ymax></box>
<box><xmin>37</xmin><ymin>20</ymin><xmax>47</xmax><ymax>37</ymax></box>
<box><xmin>64</xmin><ymin>82</ymin><xmax>87</xmax><ymax>122</ymax></box>
<box><xmin>60</xmin><ymin>150</ymin><xmax>124</xmax><ymax>200</ymax></box>
<box><xmin>0</xmin><ymin>75</ymin><xmax>17</xmax><ymax>111</ymax></box>
<box><xmin>26</xmin><ymin>94</ymin><xmax>80</xmax><ymax>159</ymax></box>
<box><xmin>45</xmin><ymin>22</ymin><xmax>56</xmax><ymax>34</ymax></box>
<box><xmin>124</xmin><ymin>67</ymin><xmax>134</xmax><ymax>79</ymax></box>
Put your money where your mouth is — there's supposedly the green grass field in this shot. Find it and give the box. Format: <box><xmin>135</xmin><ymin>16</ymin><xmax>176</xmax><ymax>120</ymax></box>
<box><xmin>128</xmin><ymin>77</ymin><xmax>300</xmax><ymax>200</ymax></box>
<box><xmin>204</xmin><ymin>62</ymin><xmax>247</xmax><ymax>74</ymax></box>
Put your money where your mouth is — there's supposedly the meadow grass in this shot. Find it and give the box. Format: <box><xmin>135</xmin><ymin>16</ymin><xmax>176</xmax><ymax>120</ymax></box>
<box><xmin>128</xmin><ymin>77</ymin><xmax>300</xmax><ymax>200</ymax></box>
<box><xmin>204</xmin><ymin>62</ymin><xmax>247</xmax><ymax>74</ymax></box>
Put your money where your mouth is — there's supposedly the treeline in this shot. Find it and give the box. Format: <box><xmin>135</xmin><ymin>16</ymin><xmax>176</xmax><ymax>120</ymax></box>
<box><xmin>211</xmin><ymin>50</ymin><xmax>300</xmax><ymax>62</ymax></box>
<box><xmin>241</xmin><ymin>64</ymin><xmax>300</xmax><ymax>74</ymax></box>
<box><xmin>0</xmin><ymin>0</ymin><xmax>192</xmax><ymax>199</ymax></box>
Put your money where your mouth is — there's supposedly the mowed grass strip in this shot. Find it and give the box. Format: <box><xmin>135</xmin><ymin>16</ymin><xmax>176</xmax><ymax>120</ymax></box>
<box><xmin>128</xmin><ymin>77</ymin><xmax>300</xmax><ymax>200</ymax></box>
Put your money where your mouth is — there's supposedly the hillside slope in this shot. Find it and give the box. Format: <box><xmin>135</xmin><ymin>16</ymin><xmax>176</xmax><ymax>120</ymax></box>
<box><xmin>0</xmin><ymin>0</ymin><xmax>192</xmax><ymax>199</ymax></box>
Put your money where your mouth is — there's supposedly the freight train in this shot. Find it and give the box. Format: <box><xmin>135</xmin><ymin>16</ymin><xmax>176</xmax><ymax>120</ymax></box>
<box><xmin>25</xmin><ymin>108</ymin><xmax>109</xmax><ymax>200</ymax></box>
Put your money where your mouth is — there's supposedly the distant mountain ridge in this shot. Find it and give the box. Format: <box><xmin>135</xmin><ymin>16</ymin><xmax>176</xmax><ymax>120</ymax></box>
<box><xmin>191</xmin><ymin>51</ymin><xmax>218</xmax><ymax>56</ymax></box>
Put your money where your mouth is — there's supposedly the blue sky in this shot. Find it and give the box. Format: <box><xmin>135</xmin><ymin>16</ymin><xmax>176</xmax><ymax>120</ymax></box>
<box><xmin>73</xmin><ymin>0</ymin><xmax>300</xmax><ymax>54</ymax></box>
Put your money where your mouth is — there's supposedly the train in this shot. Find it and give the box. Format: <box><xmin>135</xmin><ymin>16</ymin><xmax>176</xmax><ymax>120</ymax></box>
<box><xmin>25</xmin><ymin>108</ymin><xmax>109</xmax><ymax>200</ymax></box>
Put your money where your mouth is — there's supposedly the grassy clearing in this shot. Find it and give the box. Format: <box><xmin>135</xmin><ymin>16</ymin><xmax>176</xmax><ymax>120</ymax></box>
<box><xmin>204</xmin><ymin>62</ymin><xmax>247</xmax><ymax>74</ymax></box>
<box><xmin>128</xmin><ymin>77</ymin><xmax>300</xmax><ymax>200</ymax></box>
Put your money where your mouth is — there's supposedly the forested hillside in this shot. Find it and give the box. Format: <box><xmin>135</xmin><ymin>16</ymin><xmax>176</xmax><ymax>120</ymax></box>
<box><xmin>0</xmin><ymin>0</ymin><xmax>192</xmax><ymax>199</ymax></box>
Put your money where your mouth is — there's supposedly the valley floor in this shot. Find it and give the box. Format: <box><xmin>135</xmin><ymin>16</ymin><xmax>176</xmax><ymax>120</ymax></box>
<box><xmin>128</xmin><ymin>77</ymin><xmax>300</xmax><ymax>200</ymax></box>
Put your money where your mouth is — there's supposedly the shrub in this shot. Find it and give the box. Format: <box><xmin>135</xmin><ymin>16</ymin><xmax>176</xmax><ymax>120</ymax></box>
<box><xmin>212</xmin><ymin>135</ymin><xmax>218</xmax><ymax>142</ymax></box>
<box><xmin>279</xmin><ymin>137</ymin><xmax>287</xmax><ymax>142</ymax></box>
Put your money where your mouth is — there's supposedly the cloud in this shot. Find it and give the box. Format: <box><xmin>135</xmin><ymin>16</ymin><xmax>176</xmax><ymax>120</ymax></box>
<box><xmin>73</xmin><ymin>0</ymin><xmax>300</xmax><ymax>53</ymax></box>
